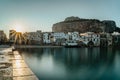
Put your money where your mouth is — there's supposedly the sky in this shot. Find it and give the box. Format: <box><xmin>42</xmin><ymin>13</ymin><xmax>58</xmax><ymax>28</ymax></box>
<box><xmin>0</xmin><ymin>0</ymin><xmax>120</xmax><ymax>37</ymax></box>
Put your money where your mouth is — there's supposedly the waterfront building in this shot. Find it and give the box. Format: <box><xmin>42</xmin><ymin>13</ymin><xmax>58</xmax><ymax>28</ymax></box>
<box><xmin>8</xmin><ymin>29</ymin><xmax>120</xmax><ymax>46</ymax></box>
<box><xmin>100</xmin><ymin>33</ymin><xmax>112</xmax><ymax>46</ymax></box>
<box><xmin>42</xmin><ymin>32</ymin><xmax>51</xmax><ymax>44</ymax></box>
<box><xmin>9</xmin><ymin>30</ymin><xmax>15</xmax><ymax>43</ymax></box>
<box><xmin>23</xmin><ymin>30</ymin><xmax>42</xmax><ymax>45</ymax></box>
<box><xmin>50</xmin><ymin>32</ymin><xmax>68</xmax><ymax>45</ymax></box>
<box><xmin>100</xmin><ymin>33</ymin><xmax>107</xmax><ymax>46</ymax></box>
<box><xmin>68</xmin><ymin>32</ymin><xmax>80</xmax><ymax>41</ymax></box>
<box><xmin>80</xmin><ymin>32</ymin><xmax>100</xmax><ymax>46</ymax></box>
<box><xmin>64</xmin><ymin>32</ymin><xmax>80</xmax><ymax>46</ymax></box>
<box><xmin>0</xmin><ymin>30</ymin><xmax>7</xmax><ymax>44</ymax></box>
<box><xmin>112</xmin><ymin>32</ymin><xmax>120</xmax><ymax>46</ymax></box>
<box><xmin>106</xmin><ymin>33</ymin><xmax>113</xmax><ymax>46</ymax></box>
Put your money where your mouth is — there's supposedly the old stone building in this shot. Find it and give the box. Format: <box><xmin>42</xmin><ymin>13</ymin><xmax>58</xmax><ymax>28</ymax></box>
<box><xmin>23</xmin><ymin>30</ymin><xmax>42</xmax><ymax>45</ymax></box>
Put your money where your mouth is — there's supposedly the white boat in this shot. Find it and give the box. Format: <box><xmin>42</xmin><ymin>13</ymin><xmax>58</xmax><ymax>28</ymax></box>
<box><xmin>64</xmin><ymin>41</ymin><xmax>79</xmax><ymax>48</ymax></box>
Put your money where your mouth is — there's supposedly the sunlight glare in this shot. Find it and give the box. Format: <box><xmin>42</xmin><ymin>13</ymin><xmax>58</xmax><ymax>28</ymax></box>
<box><xmin>14</xmin><ymin>24</ymin><xmax>24</xmax><ymax>32</ymax></box>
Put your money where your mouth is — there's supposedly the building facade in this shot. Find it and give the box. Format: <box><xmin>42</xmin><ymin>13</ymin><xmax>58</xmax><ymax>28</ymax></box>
<box><xmin>112</xmin><ymin>32</ymin><xmax>120</xmax><ymax>46</ymax></box>
<box><xmin>80</xmin><ymin>32</ymin><xmax>100</xmax><ymax>46</ymax></box>
<box><xmin>42</xmin><ymin>32</ymin><xmax>51</xmax><ymax>44</ymax></box>
<box><xmin>100</xmin><ymin>33</ymin><xmax>113</xmax><ymax>46</ymax></box>
<box><xmin>0</xmin><ymin>30</ymin><xmax>7</xmax><ymax>44</ymax></box>
<box><xmin>23</xmin><ymin>30</ymin><xmax>42</xmax><ymax>45</ymax></box>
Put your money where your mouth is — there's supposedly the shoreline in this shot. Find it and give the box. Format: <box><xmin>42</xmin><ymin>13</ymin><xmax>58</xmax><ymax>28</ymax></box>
<box><xmin>0</xmin><ymin>48</ymin><xmax>39</xmax><ymax>80</ymax></box>
<box><xmin>14</xmin><ymin>45</ymin><xmax>114</xmax><ymax>48</ymax></box>
<box><xmin>12</xmin><ymin>51</ymin><xmax>39</xmax><ymax>80</ymax></box>
<box><xmin>0</xmin><ymin>45</ymin><xmax>117</xmax><ymax>49</ymax></box>
<box><xmin>14</xmin><ymin>45</ymin><xmax>63</xmax><ymax>48</ymax></box>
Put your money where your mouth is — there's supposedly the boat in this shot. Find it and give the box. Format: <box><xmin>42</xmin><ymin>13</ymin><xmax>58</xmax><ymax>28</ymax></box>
<box><xmin>64</xmin><ymin>41</ymin><xmax>80</xmax><ymax>48</ymax></box>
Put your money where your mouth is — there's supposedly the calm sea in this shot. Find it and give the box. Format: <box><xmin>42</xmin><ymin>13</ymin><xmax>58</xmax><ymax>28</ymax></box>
<box><xmin>18</xmin><ymin>47</ymin><xmax>120</xmax><ymax>80</ymax></box>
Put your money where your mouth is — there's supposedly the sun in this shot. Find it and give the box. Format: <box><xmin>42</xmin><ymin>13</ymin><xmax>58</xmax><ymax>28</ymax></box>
<box><xmin>14</xmin><ymin>24</ymin><xmax>24</xmax><ymax>32</ymax></box>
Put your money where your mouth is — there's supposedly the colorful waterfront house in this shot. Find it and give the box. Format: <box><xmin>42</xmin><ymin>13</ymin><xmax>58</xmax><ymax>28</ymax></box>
<box><xmin>80</xmin><ymin>32</ymin><xmax>100</xmax><ymax>47</ymax></box>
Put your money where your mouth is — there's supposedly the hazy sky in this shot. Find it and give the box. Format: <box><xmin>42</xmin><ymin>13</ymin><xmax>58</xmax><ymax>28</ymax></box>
<box><xmin>0</xmin><ymin>0</ymin><xmax>120</xmax><ymax>36</ymax></box>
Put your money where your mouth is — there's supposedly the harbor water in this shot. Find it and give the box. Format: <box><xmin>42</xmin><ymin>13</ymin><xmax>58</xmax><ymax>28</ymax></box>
<box><xmin>18</xmin><ymin>47</ymin><xmax>120</xmax><ymax>80</ymax></box>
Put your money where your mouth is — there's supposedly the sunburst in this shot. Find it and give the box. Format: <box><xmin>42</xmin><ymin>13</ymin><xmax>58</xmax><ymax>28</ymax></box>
<box><xmin>10</xmin><ymin>30</ymin><xmax>27</xmax><ymax>44</ymax></box>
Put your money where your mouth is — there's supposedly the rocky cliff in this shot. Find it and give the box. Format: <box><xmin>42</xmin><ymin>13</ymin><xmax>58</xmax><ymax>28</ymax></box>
<box><xmin>52</xmin><ymin>16</ymin><xmax>117</xmax><ymax>33</ymax></box>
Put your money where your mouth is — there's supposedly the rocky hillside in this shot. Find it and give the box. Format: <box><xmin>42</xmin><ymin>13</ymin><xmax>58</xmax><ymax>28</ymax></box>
<box><xmin>52</xmin><ymin>16</ymin><xmax>117</xmax><ymax>33</ymax></box>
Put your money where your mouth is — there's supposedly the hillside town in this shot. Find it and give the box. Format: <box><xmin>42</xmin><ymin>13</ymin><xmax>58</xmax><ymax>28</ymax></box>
<box><xmin>1</xmin><ymin>17</ymin><xmax>120</xmax><ymax>47</ymax></box>
<box><xmin>0</xmin><ymin>29</ymin><xmax>120</xmax><ymax>47</ymax></box>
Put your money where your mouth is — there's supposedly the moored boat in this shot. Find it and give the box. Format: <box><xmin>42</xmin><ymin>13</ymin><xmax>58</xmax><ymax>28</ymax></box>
<box><xmin>64</xmin><ymin>41</ymin><xmax>80</xmax><ymax>48</ymax></box>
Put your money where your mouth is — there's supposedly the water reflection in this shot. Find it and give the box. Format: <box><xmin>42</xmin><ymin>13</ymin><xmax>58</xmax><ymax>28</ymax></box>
<box><xmin>18</xmin><ymin>47</ymin><xmax>120</xmax><ymax>80</ymax></box>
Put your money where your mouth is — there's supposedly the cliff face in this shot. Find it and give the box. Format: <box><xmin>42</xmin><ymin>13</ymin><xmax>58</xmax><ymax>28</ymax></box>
<box><xmin>102</xmin><ymin>20</ymin><xmax>116</xmax><ymax>32</ymax></box>
<box><xmin>52</xmin><ymin>16</ymin><xmax>117</xmax><ymax>33</ymax></box>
